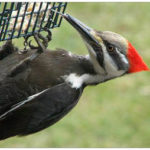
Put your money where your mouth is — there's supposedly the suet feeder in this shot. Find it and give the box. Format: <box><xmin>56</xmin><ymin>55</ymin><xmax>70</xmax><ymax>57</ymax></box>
<box><xmin>0</xmin><ymin>2</ymin><xmax>67</xmax><ymax>41</ymax></box>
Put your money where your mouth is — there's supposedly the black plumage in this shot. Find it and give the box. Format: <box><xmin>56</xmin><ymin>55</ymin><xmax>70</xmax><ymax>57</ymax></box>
<box><xmin>0</xmin><ymin>41</ymin><xmax>94</xmax><ymax>140</ymax></box>
<box><xmin>0</xmin><ymin>82</ymin><xmax>83</xmax><ymax>140</ymax></box>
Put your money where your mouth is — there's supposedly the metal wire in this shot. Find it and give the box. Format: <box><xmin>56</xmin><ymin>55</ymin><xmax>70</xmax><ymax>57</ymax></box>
<box><xmin>0</xmin><ymin>2</ymin><xmax>67</xmax><ymax>41</ymax></box>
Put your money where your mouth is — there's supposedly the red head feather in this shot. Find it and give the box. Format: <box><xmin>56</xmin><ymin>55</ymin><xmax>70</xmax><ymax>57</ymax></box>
<box><xmin>127</xmin><ymin>42</ymin><xmax>149</xmax><ymax>73</ymax></box>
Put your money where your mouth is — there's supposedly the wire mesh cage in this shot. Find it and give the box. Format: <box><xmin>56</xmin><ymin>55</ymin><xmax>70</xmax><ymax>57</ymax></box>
<box><xmin>0</xmin><ymin>2</ymin><xmax>67</xmax><ymax>42</ymax></box>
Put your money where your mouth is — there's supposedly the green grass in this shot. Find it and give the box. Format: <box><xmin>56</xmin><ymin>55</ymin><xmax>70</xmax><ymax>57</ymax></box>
<box><xmin>1</xmin><ymin>2</ymin><xmax>150</xmax><ymax>147</ymax></box>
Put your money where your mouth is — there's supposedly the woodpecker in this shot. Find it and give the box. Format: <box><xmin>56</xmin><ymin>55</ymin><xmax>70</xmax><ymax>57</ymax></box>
<box><xmin>0</xmin><ymin>14</ymin><xmax>149</xmax><ymax>140</ymax></box>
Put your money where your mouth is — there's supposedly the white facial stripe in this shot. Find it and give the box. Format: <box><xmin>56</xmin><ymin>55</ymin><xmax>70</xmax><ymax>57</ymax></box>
<box><xmin>85</xmin><ymin>42</ymin><xmax>105</xmax><ymax>75</ymax></box>
<box><xmin>116</xmin><ymin>48</ymin><xmax>128</xmax><ymax>65</ymax></box>
<box><xmin>100</xmin><ymin>43</ymin><xmax>125</xmax><ymax>77</ymax></box>
<box><xmin>64</xmin><ymin>71</ymin><xmax>127</xmax><ymax>89</ymax></box>
<box><xmin>82</xmin><ymin>34</ymin><xmax>126</xmax><ymax>79</ymax></box>
<box><xmin>100</xmin><ymin>42</ymin><xmax>118</xmax><ymax>71</ymax></box>
<box><xmin>85</xmin><ymin>41</ymin><xmax>96</xmax><ymax>57</ymax></box>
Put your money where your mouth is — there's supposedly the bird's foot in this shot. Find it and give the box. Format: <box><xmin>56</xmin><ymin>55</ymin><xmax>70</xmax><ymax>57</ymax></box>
<box><xmin>18</xmin><ymin>35</ymin><xmax>33</xmax><ymax>54</ymax></box>
<box><xmin>22</xmin><ymin>28</ymin><xmax>52</xmax><ymax>53</ymax></box>
<box><xmin>8</xmin><ymin>29</ymin><xmax>52</xmax><ymax>77</ymax></box>
<box><xmin>28</xmin><ymin>28</ymin><xmax>52</xmax><ymax>53</ymax></box>
<box><xmin>36</xmin><ymin>27</ymin><xmax>52</xmax><ymax>48</ymax></box>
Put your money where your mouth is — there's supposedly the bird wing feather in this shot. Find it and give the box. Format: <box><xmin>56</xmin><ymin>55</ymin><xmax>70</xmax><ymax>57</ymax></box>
<box><xmin>0</xmin><ymin>82</ymin><xmax>83</xmax><ymax>140</ymax></box>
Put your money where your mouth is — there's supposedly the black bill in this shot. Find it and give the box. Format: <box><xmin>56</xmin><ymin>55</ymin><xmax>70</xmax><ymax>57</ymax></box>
<box><xmin>63</xmin><ymin>14</ymin><xmax>104</xmax><ymax>68</ymax></box>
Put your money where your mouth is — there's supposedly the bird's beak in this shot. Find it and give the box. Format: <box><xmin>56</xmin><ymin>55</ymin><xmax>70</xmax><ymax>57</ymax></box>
<box><xmin>63</xmin><ymin>14</ymin><xmax>104</xmax><ymax>67</ymax></box>
<box><xmin>63</xmin><ymin>14</ymin><xmax>100</xmax><ymax>44</ymax></box>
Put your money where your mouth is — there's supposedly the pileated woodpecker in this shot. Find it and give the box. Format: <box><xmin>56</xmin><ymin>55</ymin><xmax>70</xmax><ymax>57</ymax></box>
<box><xmin>0</xmin><ymin>14</ymin><xmax>149</xmax><ymax>140</ymax></box>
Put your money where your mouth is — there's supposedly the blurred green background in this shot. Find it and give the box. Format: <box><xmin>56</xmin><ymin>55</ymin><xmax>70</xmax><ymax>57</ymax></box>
<box><xmin>1</xmin><ymin>2</ymin><xmax>150</xmax><ymax>148</ymax></box>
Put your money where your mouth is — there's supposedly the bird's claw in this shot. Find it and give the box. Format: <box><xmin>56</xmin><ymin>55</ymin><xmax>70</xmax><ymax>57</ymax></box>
<box><xmin>33</xmin><ymin>33</ymin><xmax>46</xmax><ymax>53</ymax></box>
<box><xmin>23</xmin><ymin>28</ymin><xmax>52</xmax><ymax>53</ymax></box>
<box><xmin>43</xmin><ymin>27</ymin><xmax>52</xmax><ymax>42</ymax></box>
<box><xmin>32</xmin><ymin>28</ymin><xmax>52</xmax><ymax>53</ymax></box>
<box><xmin>28</xmin><ymin>40</ymin><xmax>38</xmax><ymax>50</ymax></box>
<box><xmin>22</xmin><ymin>35</ymin><xmax>33</xmax><ymax>53</ymax></box>
<box><xmin>35</xmin><ymin>28</ymin><xmax>52</xmax><ymax>49</ymax></box>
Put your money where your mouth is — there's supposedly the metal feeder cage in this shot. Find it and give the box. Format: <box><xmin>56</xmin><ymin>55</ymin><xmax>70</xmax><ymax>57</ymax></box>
<box><xmin>0</xmin><ymin>2</ymin><xmax>67</xmax><ymax>41</ymax></box>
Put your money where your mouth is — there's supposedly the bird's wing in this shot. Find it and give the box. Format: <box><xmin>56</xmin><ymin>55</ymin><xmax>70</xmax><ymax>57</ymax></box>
<box><xmin>0</xmin><ymin>56</ymin><xmax>33</xmax><ymax>115</ymax></box>
<box><xmin>0</xmin><ymin>82</ymin><xmax>83</xmax><ymax>140</ymax></box>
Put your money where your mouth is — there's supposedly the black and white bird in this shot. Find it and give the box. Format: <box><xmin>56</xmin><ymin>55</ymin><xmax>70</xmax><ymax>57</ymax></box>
<box><xmin>0</xmin><ymin>14</ymin><xmax>149</xmax><ymax>140</ymax></box>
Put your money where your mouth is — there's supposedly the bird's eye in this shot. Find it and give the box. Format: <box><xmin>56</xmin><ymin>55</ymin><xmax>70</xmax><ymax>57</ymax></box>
<box><xmin>108</xmin><ymin>45</ymin><xmax>114</xmax><ymax>52</ymax></box>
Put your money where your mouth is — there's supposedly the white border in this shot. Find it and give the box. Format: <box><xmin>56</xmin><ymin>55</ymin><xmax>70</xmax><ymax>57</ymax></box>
<box><xmin>1</xmin><ymin>0</ymin><xmax>150</xmax><ymax>2</ymax></box>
